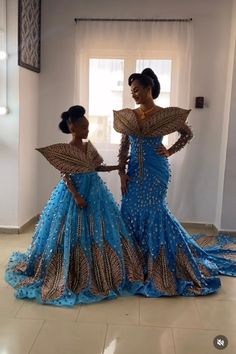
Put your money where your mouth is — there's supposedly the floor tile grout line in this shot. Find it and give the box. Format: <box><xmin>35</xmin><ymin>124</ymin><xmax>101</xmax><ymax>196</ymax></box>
<box><xmin>132</xmin><ymin>323</ymin><xmax>235</xmax><ymax>331</ymax></box>
<box><xmin>171</xmin><ymin>327</ymin><xmax>177</xmax><ymax>354</ymax></box>
<box><xmin>75</xmin><ymin>305</ymin><xmax>82</xmax><ymax>322</ymax></box>
<box><xmin>14</xmin><ymin>300</ymin><xmax>25</xmax><ymax>318</ymax></box>
<box><xmin>101</xmin><ymin>323</ymin><xmax>109</xmax><ymax>354</ymax></box>
<box><xmin>193</xmin><ymin>297</ymin><xmax>206</xmax><ymax>329</ymax></box>
<box><xmin>138</xmin><ymin>297</ymin><xmax>141</xmax><ymax>326</ymax></box>
<box><xmin>29</xmin><ymin>319</ymin><xmax>46</xmax><ymax>354</ymax></box>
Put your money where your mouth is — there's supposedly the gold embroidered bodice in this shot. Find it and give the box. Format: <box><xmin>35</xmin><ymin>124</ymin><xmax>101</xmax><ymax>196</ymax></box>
<box><xmin>113</xmin><ymin>107</ymin><xmax>191</xmax><ymax>137</ymax></box>
<box><xmin>113</xmin><ymin>107</ymin><xmax>193</xmax><ymax>175</ymax></box>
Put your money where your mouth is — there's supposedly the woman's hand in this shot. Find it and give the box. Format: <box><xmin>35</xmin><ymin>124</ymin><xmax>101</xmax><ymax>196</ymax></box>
<box><xmin>74</xmin><ymin>194</ymin><xmax>87</xmax><ymax>208</ymax></box>
<box><xmin>120</xmin><ymin>174</ymin><xmax>131</xmax><ymax>195</ymax></box>
<box><xmin>62</xmin><ymin>173</ymin><xmax>73</xmax><ymax>188</ymax></box>
<box><xmin>156</xmin><ymin>144</ymin><xmax>170</xmax><ymax>158</ymax></box>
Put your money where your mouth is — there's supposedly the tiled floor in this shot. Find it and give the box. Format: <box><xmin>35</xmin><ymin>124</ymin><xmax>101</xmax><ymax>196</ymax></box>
<box><xmin>0</xmin><ymin>226</ymin><xmax>236</xmax><ymax>354</ymax></box>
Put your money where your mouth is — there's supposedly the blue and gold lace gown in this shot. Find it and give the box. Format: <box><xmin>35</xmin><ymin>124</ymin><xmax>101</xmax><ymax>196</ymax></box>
<box><xmin>114</xmin><ymin>108</ymin><xmax>236</xmax><ymax>297</ymax></box>
<box><xmin>5</xmin><ymin>141</ymin><xmax>144</xmax><ymax>306</ymax></box>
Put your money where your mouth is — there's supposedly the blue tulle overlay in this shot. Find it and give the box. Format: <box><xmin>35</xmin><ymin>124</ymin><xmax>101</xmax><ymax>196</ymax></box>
<box><xmin>5</xmin><ymin>172</ymin><xmax>144</xmax><ymax>307</ymax></box>
<box><xmin>121</xmin><ymin>135</ymin><xmax>236</xmax><ymax>297</ymax></box>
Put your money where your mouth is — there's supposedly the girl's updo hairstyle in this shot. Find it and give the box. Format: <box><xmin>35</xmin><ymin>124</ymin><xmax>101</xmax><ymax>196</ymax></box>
<box><xmin>128</xmin><ymin>67</ymin><xmax>160</xmax><ymax>99</ymax></box>
<box><xmin>59</xmin><ymin>105</ymin><xmax>86</xmax><ymax>134</ymax></box>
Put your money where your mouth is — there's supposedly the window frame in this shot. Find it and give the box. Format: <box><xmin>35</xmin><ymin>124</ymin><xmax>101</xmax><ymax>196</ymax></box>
<box><xmin>77</xmin><ymin>49</ymin><xmax>179</xmax><ymax>148</ymax></box>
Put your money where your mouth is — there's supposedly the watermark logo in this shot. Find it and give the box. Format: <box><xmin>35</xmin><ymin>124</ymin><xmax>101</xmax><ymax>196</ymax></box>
<box><xmin>213</xmin><ymin>335</ymin><xmax>228</xmax><ymax>350</ymax></box>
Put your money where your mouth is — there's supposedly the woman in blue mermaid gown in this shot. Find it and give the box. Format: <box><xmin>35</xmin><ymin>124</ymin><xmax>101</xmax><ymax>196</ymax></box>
<box><xmin>113</xmin><ymin>68</ymin><xmax>236</xmax><ymax>297</ymax></box>
<box><xmin>5</xmin><ymin>105</ymin><xmax>143</xmax><ymax>307</ymax></box>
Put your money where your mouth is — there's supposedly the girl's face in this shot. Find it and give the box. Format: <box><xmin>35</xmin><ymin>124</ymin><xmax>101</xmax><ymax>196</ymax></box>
<box><xmin>70</xmin><ymin>116</ymin><xmax>89</xmax><ymax>139</ymax></box>
<box><xmin>130</xmin><ymin>80</ymin><xmax>152</xmax><ymax>105</ymax></box>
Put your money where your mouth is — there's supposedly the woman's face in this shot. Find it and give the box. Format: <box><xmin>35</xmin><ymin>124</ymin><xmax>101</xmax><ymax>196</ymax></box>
<box><xmin>71</xmin><ymin>117</ymin><xmax>89</xmax><ymax>139</ymax></box>
<box><xmin>130</xmin><ymin>79</ymin><xmax>151</xmax><ymax>104</ymax></box>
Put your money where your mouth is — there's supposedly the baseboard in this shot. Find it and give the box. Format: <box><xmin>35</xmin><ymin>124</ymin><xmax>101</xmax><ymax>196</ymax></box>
<box><xmin>218</xmin><ymin>229</ymin><xmax>236</xmax><ymax>237</ymax></box>
<box><xmin>181</xmin><ymin>222</ymin><xmax>218</xmax><ymax>234</ymax></box>
<box><xmin>0</xmin><ymin>215</ymin><xmax>39</xmax><ymax>235</ymax></box>
<box><xmin>0</xmin><ymin>226</ymin><xmax>19</xmax><ymax>234</ymax></box>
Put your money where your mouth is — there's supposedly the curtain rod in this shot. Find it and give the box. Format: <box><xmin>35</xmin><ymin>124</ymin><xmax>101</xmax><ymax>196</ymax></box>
<box><xmin>74</xmin><ymin>18</ymin><xmax>192</xmax><ymax>23</ymax></box>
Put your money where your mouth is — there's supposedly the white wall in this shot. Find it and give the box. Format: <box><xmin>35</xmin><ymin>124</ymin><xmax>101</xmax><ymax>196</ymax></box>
<box><xmin>18</xmin><ymin>68</ymin><xmax>39</xmax><ymax>226</ymax></box>
<box><xmin>168</xmin><ymin>3</ymin><xmax>233</xmax><ymax>228</ymax></box>
<box><xmin>0</xmin><ymin>0</ymin><xmax>39</xmax><ymax>229</ymax></box>
<box><xmin>38</xmin><ymin>0</ymin><xmax>235</xmax><ymax>230</ymax></box>
<box><xmin>221</xmin><ymin>0</ymin><xmax>236</xmax><ymax>231</ymax></box>
<box><xmin>221</xmin><ymin>46</ymin><xmax>236</xmax><ymax>230</ymax></box>
<box><xmin>0</xmin><ymin>0</ymin><xmax>19</xmax><ymax>228</ymax></box>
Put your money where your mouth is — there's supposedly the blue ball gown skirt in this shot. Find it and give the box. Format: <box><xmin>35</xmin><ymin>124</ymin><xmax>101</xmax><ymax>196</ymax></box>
<box><xmin>5</xmin><ymin>172</ymin><xmax>144</xmax><ymax>307</ymax></box>
<box><xmin>121</xmin><ymin>136</ymin><xmax>236</xmax><ymax>297</ymax></box>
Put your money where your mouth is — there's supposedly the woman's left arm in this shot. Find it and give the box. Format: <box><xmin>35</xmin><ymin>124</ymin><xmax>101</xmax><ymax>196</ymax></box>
<box><xmin>158</xmin><ymin>123</ymin><xmax>193</xmax><ymax>157</ymax></box>
<box><xmin>96</xmin><ymin>165</ymin><xmax>119</xmax><ymax>172</ymax></box>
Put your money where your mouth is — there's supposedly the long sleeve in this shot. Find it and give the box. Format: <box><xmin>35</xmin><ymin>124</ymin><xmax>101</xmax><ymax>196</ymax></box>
<box><xmin>118</xmin><ymin>134</ymin><xmax>130</xmax><ymax>175</ymax></box>
<box><xmin>168</xmin><ymin>123</ymin><xmax>193</xmax><ymax>156</ymax></box>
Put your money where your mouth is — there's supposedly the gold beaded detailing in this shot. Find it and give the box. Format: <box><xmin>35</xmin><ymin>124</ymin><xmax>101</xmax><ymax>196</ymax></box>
<box><xmin>42</xmin><ymin>251</ymin><xmax>65</xmax><ymax>301</ymax></box>
<box><xmin>15</xmin><ymin>256</ymin><xmax>43</xmax><ymax>288</ymax></box>
<box><xmin>198</xmin><ymin>264</ymin><xmax>212</xmax><ymax>277</ymax></box>
<box><xmin>176</xmin><ymin>246</ymin><xmax>201</xmax><ymax>288</ymax></box>
<box><xmin>194</xmin><ymin>235</ymin><xmax>218</xmax><ymax>249</ymax></box>
<box><xmin>89</xmin><ymin>214</ymin><xmax>94</xmax><ymax>236</ymax></box>
<box><xmin>149</xmin><ymin>246</ymin><xmax>177</xmax><ymax>295</ymax></box>
<box><xmin>67</xmin><ymin>245</ymin><xmax>90</xmax><ymax>294</ymax></box>
<box><xmin>91</xmin><ymin>240</ymin><xmax>123</xmax><ymax>295</ymax></box>
<box><xmin>121</xmin><ymin>235</ymin><xmax>144</xmax><ymax>283</ymax></box>
<box><xmin>101</xmin><ymin>219</ymin><xmax>106</xmax><ymax>238</ymax></box>
<box><xmin>57</xmin><ymin>220</ymin><xmax>65</xmax><ymax>246</ymax></box>
<box><xmin>138</xmin><ymin>106</ymin><xmax>156</xmax><ymax>120</ymax></box>
<box><xmin>137</xmin><ymin>138</ymin><xmax>144</xmax><ymax>179</ymax></box>
<box><xmin>77</xmin><ymin>210</ymin><xmax>83</xmax><ymax>237</ymax></box>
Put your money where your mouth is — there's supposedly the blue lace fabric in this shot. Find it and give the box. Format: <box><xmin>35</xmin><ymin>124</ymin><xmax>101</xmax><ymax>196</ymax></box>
<box><xmin>5</xmin><ymin>172</ymin><xmax>144</xmax><ymax>307</ymax></box>
<box><xmin>121</xmin><ymin>135</ymin><xmax>236</xmax><ymax>296</ymax></box>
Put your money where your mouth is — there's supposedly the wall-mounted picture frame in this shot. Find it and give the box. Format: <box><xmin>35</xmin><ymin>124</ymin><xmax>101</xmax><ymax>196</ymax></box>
<box><xmin>18</xmin><ymin>0</ymin><xmax>41</xmax><ymax>73</ymax></box>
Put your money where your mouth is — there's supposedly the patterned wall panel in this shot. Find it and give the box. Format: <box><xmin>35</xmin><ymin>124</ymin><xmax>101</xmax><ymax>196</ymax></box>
<box><xmin>18</xmin><ymin>0</ymin><xmax>41</xmax><ymax>73</ymax></box>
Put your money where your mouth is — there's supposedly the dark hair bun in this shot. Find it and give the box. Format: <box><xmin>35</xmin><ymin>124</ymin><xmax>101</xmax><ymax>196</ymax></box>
<box><xmin>141</xmin><ymin>68</ymin><xmax>160</xmax><ymax>99</ymax></box>
<box><xmin>59</xmin><ymin>111</ymin><xmax>70</xmax><ymax>134</ymax></box>
<box><xmin>68</xmin><ymin>105</ymin><xmax>85</xmax><ymax>119</ymax></box>
<box><xmin>58</xmin><ymin>105</ymin><xmax>86</xmax><ymax>134</ymax></box>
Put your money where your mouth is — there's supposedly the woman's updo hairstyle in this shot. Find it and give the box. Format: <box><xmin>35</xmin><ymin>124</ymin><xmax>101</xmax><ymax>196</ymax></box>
<box><xmin>128</xmin><ymin>67</ymin><xmax>160</xmax><ymax>99</ymax></box>
<box><xmin>59</xmin><ymin>105</ymin><xmax>86</xmax><ymax>134</ymax></box>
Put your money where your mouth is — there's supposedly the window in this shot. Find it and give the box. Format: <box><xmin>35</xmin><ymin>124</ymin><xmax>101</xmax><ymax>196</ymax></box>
<box><xmin>88</xmin><ymin>57</ymin><xmax>173</xmax><ymax>145</ymax></box>
<box><xmin>89</xmin><ymin>59</ymin><xmax>124</xmax><ymax>144</ymax></box>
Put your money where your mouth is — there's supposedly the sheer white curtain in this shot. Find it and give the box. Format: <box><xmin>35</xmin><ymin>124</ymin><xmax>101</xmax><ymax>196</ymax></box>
<box><xmin>74</xmin><ymin>20</ymin><xmax>193</xmax><ymax>203</ymax></box>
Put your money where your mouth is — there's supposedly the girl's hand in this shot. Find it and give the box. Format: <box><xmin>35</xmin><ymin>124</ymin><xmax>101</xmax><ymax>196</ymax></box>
<box><xmin>62</xmin><ymin>173</ymin><xmax>87</xmax><ymax>208</ymax></box>
<box><xmin>120</xmin><ymin>174</ymin><xmax>131</xmax><ymax>195</ymax></box>
<box><xmin>74</xmin><ymin>195</ymin><xmax>87</xmax><ymax>208</ymax></box>
<box><xmin>156</xmin><ymin>144</ymin><xmax>170</xmax><ymax>157</ymax></box>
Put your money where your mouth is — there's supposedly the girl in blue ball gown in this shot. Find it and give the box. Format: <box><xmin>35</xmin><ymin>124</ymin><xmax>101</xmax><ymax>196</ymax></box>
<box><xmin>5</xmin><ymin>105</ymin><xmax>144</xmax><ymax>307</ymax></box>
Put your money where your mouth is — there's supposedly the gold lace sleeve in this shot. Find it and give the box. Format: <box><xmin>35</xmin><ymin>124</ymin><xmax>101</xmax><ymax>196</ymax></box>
<box><xmin>168</xmin><ymin>123</ymin><xmax>193</xmax><ymax>156</ymax></box>
<box><xmin>118</xmin><ymin>134</ymin><xmax>130</xmax><ymax>175</ymax></box>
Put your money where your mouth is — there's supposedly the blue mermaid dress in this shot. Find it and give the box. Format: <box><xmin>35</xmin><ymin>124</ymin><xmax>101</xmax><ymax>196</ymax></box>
<box><xmin>114</xmin><ymin>108</ymin><xmax>236</xmax><ymax>297</ymax></box>
<box><xmin>5</xmin><ymin>142</ymin><xmax>144</xmax><ymax>306</ymax></box>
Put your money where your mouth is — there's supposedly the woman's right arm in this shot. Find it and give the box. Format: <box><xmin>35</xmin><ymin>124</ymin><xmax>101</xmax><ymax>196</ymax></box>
<box><xmin>62</xmin><ymin>174</ymin><xmax>87</xmax><ymax>208</ymax></box>
<box><xmin>118</xmin><ymin>134</ymin><xmax>131</xmax><ymax>195</ymax></box>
